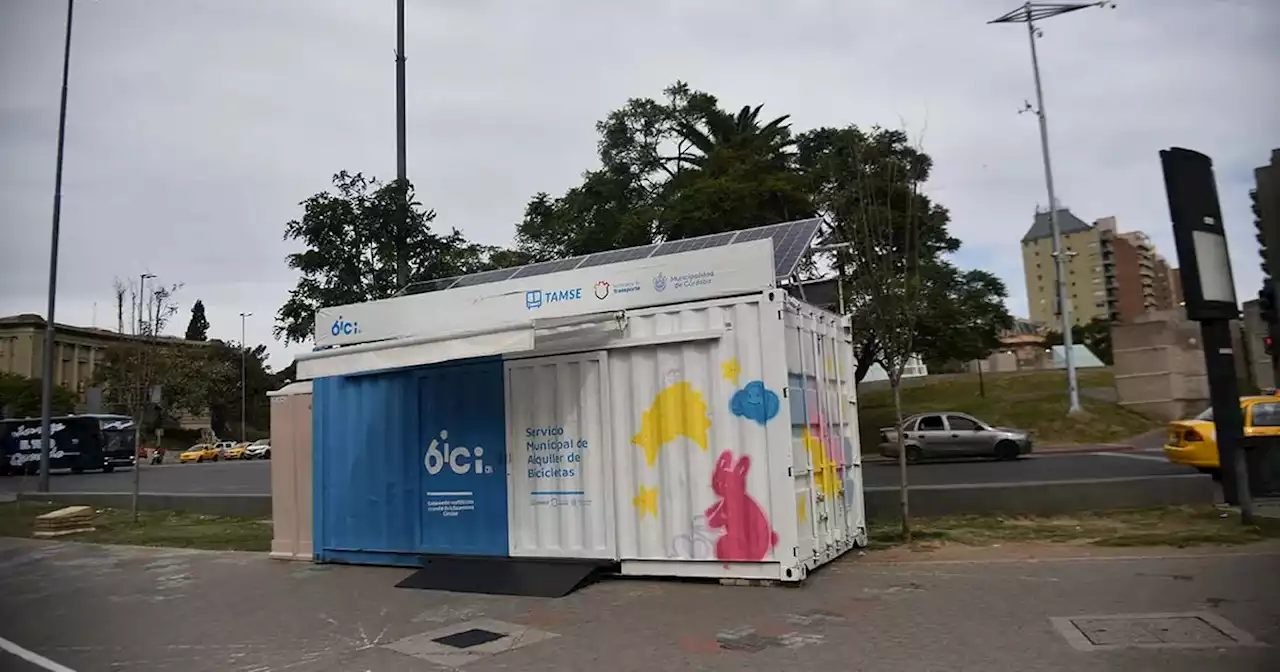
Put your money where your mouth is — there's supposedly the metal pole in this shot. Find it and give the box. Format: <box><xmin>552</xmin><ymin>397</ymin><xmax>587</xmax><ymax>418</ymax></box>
<box><xmin>240</xmin><ymin>312</ymin><xmax>250</xmax><ymax>441</ymax></box>
<box><xmin>132</xmin><ymin>273</ymin><xmax>150</xmax><ymax>522</ymax></box>
<box><xmin>394</xmin><ymin>0</ymin><xmax>409</xmax><ymax>289</ymax></box>
<box><xmin>1025</xmin><ymin>4</ymin><xmax>1082</xmax><ymax>414</ymax></box>
<box><xmin>37</xmin><ymin>0</ymin><xmax>76</xmax><ymax>493</ymax></box>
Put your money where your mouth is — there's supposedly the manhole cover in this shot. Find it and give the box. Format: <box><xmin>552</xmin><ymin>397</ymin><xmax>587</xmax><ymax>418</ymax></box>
<box><xmin>432</xmin><ymin>628</ymin><xmax>507</xmax><ymax>649</ymax></box>
<box><xmin>1050</xmin><ymin>612</ymin><xmax>1265</xmax><ymax>651</ymax></box>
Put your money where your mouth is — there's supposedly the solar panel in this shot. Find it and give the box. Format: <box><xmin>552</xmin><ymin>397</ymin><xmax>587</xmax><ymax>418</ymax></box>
<box><xmin>650</xmin><ymin>231</ymin><xmax>739</xmax><ymax>258</ymax></box>
<box><xmin>766</xmin><ymin>217</ymin><xmax>823</xmax><ymax>279</ymax></box>
<box><xmin>449</xmin><ymin>267</ymin><xmax>519</xmax><ymax>288</ymax></box>
<box><xmin>397</xmin><ymin>218</ymin><xmax>822</xmax><ymax>294</ymax></box>
<box><xmin>510</xmin><ymin>256</ymin><xmax>587</xmax><ymax>279</ymax></box>
<box><xmin>575</xmin><ymin>243</ymin><xmax>661</xmax><ymax>269</ymax></box>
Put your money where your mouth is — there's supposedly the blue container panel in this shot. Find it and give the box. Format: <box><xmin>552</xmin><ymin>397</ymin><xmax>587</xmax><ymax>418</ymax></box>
<box><xmin>313</xmin><ymin>370</ymin><xmax>423</xmax><ymax>561</ymax></box>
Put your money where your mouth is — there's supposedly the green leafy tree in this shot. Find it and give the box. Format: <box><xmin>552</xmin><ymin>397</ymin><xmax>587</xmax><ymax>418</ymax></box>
<box><xmin>185</xmin><ymin>299</ymin><xmax>210</xmax><ymax>341</ymax></box>
<box><xmin>915</xmin><ymin>262</ymin><xmax>1015</xmax><ymax>371</ymax></box>
<box><xmin>0</xmin><ymin>373</ymin><xmax>77</xmax><ymax>418</ymax></box>
<box><xmin>516</xmin><ymin>82</ymin><xmax>812</xmax><ymax>258</ymax></box>
<box><xmin>797</xmin><ymin>125</ymin><xmax>962</xmax><ymax>382</ymax></box>
<box><xmin>93</xmin><ymin>342</ymin><xmax>235</xmax><ymax>433</ymax></box>
<box><xmin>275</xmin><ymin>171</ymin><xmax>499</xmax><ymax>343</ymax></box>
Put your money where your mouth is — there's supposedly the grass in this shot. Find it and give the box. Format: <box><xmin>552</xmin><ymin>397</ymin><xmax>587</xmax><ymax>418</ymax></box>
<box><xmin>857</xmin><ymin>368</ymin><xmax>1162</xmax><ymax>449</ymax></box>
<box><xmin>867</xmin><ymin>506</ymin><xmax>1280</xmax><ymax>551</ymax></box>
<box><xmin>0</xmin><ymin>501</ymin><xmax>271</xmax><ymax>552</ymax></box>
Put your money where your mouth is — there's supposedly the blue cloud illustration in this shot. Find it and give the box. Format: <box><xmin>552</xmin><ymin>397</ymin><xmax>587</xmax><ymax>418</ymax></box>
<box><xmin>730</xmin><ymin>380</ymin><xmax>781</xmax><ymax>426</ymax></box>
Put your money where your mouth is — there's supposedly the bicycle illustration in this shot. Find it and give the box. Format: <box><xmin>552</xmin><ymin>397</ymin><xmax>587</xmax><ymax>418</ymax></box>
<box><xmin>669</xmin><ymin>514</ymin><xmax>719</xmax><ymax>560</ymax></box>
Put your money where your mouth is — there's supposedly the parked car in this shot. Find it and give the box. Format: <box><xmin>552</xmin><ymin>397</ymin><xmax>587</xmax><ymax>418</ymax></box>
<box><xmin>878</xmin><ymin>412</ymin><xmax>1032</xmax><ymax>463</ymax></box>
<box><xmin>179</xmin><ymin>444</ymin><xmax>220</xmax><ymax>463</ymax></box>
<box><xmin>224</xmin><ymin>442</ymin><xmax>251</xmax><ymax>460</ymax></box>
<box><xmin>1164</xmin><ymin>395</ymin><xmax>1280</xmax><ymax>475</ymax></box>
<box><xmin>244</xmin><ymin>439</ymin><xmax>270</xmax><ymax>460</ymax></box>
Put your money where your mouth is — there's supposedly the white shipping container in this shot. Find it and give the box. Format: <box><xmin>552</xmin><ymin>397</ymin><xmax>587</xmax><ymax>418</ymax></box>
<box><xmin>503</xmin><ymin>290</ymin><xmax>866</xmax><ymax>581</ymax></box>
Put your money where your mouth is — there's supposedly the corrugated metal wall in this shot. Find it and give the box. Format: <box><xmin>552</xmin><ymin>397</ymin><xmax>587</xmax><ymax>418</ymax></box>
<box><xmin>606</xmin><ymin>291</ymin><xmax>796</xmax><ymax>563</ymax></box>
<box><xmin>268</xmin><ymin>382</ymin><xmax>313</xmax><ymax>561</ymax></box>
<box><xmin>313</xmin><ymin>370</ymin><xmax>423</xmax><ymax>563</ymax></box>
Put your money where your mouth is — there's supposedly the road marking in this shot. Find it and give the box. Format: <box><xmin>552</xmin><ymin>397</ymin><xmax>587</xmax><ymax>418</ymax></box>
<box><xmin>1092</xmin><ymin>452</ymin><xmax>1169</xmax><ymax>462</ymax></box>
<box><xmin>0</xmin><ymin>636</ymin><xmax>77</xmax><ymax>672</ymax></box>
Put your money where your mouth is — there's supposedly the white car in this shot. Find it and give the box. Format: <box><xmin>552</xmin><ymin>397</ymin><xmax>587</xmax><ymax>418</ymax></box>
<box><xmin>244</xmin><ymin>439</ymin><xmax>271</xmax><ymax>460</ymax></box>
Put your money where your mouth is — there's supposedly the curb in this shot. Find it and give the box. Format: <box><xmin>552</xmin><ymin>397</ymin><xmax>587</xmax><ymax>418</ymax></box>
<box><xmin>861</xmin><ymin>443</ymin><xmax>1146</xmax><ymax>463</ymax></box>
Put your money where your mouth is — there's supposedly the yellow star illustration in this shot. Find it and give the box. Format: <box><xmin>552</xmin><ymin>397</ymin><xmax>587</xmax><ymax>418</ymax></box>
<box><xmin>632</xmin><ymin>485</ymin><xmax>659</xmax><ymax>519</ymax></box>
<box><xmin>720</xmin><ymin>358</ymin><xmax>742</xmax><ymax>384</ymax></box>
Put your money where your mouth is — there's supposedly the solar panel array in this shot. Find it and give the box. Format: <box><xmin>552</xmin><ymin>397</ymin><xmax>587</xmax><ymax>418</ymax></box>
<box><xmin>402</xmin><ymin>217</ymin><xmax>822</xmax><ymax>296</ymax></box>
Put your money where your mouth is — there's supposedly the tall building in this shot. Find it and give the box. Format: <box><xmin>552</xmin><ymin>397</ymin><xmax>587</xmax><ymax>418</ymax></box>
<box><xmin>1021</xmin><ymin>209</ymin><xmax>1180</xmax><ymax>330</ymax></box>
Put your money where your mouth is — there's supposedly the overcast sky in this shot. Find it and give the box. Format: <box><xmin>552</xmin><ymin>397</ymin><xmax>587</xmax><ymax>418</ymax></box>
<box><xmin>2</xmin><ymin>0</ymin><xmax>1277</xmax><ymax>370</ymax></box>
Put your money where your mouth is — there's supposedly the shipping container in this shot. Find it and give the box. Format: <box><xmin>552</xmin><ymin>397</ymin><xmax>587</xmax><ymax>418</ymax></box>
<box><xmin>297</xmin><ymin>221</ymin><xmax>867</xmax><ymax>582</ymax></box>
<box><xmin>267</xmin><ymin>381</ymin><xmax>314</xmax><ymax>561</ymax></box>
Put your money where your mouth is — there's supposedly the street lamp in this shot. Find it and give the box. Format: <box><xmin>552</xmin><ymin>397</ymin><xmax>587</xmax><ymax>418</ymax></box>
<box><xmin>36</xmin><ymin>0</ymin><xmax>77</xmax><ymax>493</ymax></box>
<box><xmin>239</xmin><ymin>312</ymin><xmax>252</xmax><ymax>441</ymax></box>
<box><xmin>989</xmin><ymin>1</ymin><xmax>1115</xmax><ymax>415</ymax></box>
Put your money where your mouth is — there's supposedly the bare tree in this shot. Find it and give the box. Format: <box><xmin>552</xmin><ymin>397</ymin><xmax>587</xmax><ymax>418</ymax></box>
<box><xmin>833</xmin><ymin>132</ymin><xmax>927</xmax><ymax>540</ymax></box>
<box><xmin>112</xmin><ymin>278</ymin><xmax>127</xmax><ymax>333</ymax></box>
<box><xmin>141</xmin><ymin>282</ymin><xmax>183</xmax><ymax>337</ymax></box>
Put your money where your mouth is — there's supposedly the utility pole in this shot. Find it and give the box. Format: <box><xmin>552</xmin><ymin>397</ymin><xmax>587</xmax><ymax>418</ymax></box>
<box><xmin>240</xmin><ymin>312</ymin><xmax>252</xmax><ymax>441</ymax></box>
<box><xmin>132</xmin><ymin>273</ymin><xmax>153</xmax><ymax>522</ymax></box>
<box><xmin>990</xmin><ymin>1</ymin><xmax>1114</xmax><ymax>415</ymax></box>
<box><xmin>394</xmin><ymin>0</ymin><xmax>409</xmax><ymax>290</ymax></box>
<box><xmin>36</xmin><ymin>0</ymin><xmax>76</xmax><ymax>493</ymax></box>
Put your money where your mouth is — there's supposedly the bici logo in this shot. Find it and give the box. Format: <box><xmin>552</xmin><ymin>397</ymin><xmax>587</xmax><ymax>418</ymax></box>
<box><xmin>424</xmin><ymin>430</ymin><xmax>492</xmax><ymax>476</ymax></box>
<box><xmin>330</xmin><ymin>316</ymin><xmax>360</xmax><ymax>337</ymax></box>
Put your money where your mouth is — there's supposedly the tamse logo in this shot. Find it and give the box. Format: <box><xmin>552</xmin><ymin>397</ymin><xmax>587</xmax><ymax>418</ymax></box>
<box><xmin>330</xmin><ymin>316</ymin><xmax>360</xmax><ymax>337</ymax></box>
<box><xmin>424</xmin><ymin>430</ymin><xmax>492</xmax><ymax>476</ymax></box>
<box><xmin>526</xmin><ymin>288</ymin><xmax>582</xmax><ymax>310</ymax></box>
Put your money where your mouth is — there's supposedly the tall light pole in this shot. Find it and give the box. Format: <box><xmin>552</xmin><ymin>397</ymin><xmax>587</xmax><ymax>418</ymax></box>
<box><xmin>132</xmin><ymin>273</ymin><xmax>154</xmax><ymax>522</ymax></box>
<box><xmin>989</xmin><ymin>1</ymin><xmax>1114</xmax><ymax>415</ymax></box>
<box><xmin>36</xmin><ymin>0</ymin><xmax>76</xmax><ymax>493</ymax></box>
<box><xmin>394</xmin><ymin>0</ymin><xmax>409</xmax><ymax>289</ymax></box>
<box><xmin>239</xmin><ymin>312</ymin><xmax>252</xmax><ymax>441</ymax></box>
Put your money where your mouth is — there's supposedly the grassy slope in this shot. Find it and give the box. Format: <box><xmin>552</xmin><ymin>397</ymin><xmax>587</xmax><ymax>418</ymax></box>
<box><xmin>0</xmin><ymin>502</ymin><xmax>271</xmax><ymax>551</ymax></box>
<box><xmin>856</xmin><ymin>368</ymin><xmax>1163</xmax><ymax>450</ymax></box>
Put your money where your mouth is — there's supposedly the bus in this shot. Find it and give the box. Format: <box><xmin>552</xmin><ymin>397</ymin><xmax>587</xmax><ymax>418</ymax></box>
<box><xmin>0</xmin><ymin>414</ymin><xmax>138</xmax><ymax>476</ymax></box>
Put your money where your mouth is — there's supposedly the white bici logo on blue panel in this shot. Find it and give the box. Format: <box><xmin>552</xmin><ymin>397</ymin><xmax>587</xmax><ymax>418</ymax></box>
<box><xmin>424</xmin><ymin>430</ymin><xmax>492</xmax><ymax>476</ymax></box>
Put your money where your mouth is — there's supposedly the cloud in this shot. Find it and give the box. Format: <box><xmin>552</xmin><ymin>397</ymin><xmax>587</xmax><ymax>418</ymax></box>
<box><xmin>1</xmin><ymin>0</ymin><xmax>1276</xmax><ymax>370</ymax></box>
<box><xmin>731</xmin><ymin>381</ymin><xmax>781</xmax><ymax>426</ymax></box>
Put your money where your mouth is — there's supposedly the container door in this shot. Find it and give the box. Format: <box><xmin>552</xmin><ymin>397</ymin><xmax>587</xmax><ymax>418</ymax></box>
<box><xmin>418</xmin><ymin>359</ymin><xmax>509</xmax><ymax>556</ymax></box>
<box><xmin>506</xmin><ymin>352</ymin><xmax>614</xmax><ymax>559</ymax></box>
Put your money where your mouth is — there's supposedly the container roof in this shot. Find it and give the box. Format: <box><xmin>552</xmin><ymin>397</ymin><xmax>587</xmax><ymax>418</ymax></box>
<box><xmin>400</xmin><ymin>218</ymin><xmax>823</xmax><ymax>296</ymax></box>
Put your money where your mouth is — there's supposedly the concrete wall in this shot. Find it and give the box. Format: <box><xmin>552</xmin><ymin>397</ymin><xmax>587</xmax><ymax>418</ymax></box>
<box><xmin>1110</xmin><ymin>309</ymin><xmax>1249</xmax><ymax>421</ymax></box>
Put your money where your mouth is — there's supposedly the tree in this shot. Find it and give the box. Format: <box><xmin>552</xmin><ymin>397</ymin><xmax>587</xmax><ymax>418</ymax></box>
<box><xmin>835</xmin><ymin>131</ymin><xmax>929</xmax><ymax>540</ymax></box>
<box><xmin>112</xmin><ymin>278</ymin><xmax>127</xmax><ymax>334</ymax></box>
<box><xmin>93</xmin><ymin>342</ymin><xmax>234</xmax><ymax>434</ymax></box>
<box><xmin>185</xmin><ymin>300</ymin><xmax>210</xmax><ymax>341</ymax></box>
<box><xmin>275</xmin><ymin>171</ymin><xmax>498</xmax><ymax>343</ymax></box>
<box><xmin>0</xmin><ymin>373</ymin><xmax>76</xmax><ymax>418</ymax></box>
<box><xmin>798</xmin><ymin>125</ymin><xmax>962</xmax><ymax>383</ymax></box>
<box><xmin>515</xmin><ymin>82</ymin><xmax>813</xmax><ymax>258</ymax></box>
<box><xmin>915</xmin><ymin>262</ymin><xmax>1014</xmax><ymax>370</ymax></box>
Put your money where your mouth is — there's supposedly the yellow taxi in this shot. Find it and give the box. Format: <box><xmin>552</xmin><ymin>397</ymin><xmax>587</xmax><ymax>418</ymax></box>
<box><xmin>224</xmin><ymin>442</ymin><xmax>251</xmax><ymax>460</ymax></box>
<box><xmin>179</xmin><ymin>444</ymin><xmax>220</xmax><ymax>463</ymax></box>
<box><xmin>1164</xmin><ymin>395</ymin><xmax>1280</xmax><ymax>473</ymax></box>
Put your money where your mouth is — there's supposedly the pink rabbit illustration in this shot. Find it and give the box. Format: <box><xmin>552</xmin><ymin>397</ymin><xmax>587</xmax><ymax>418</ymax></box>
<box><xmin>705</xmin><ymin>450</ymin><xmax>779</xmax><ymax>561</ymax></box>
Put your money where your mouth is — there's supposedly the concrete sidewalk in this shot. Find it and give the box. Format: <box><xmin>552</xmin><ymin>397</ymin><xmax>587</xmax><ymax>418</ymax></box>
<box><xmin>1</xmin><ymin>540</ymin><xmax>1277</xmax><ymax>671</ymax></box>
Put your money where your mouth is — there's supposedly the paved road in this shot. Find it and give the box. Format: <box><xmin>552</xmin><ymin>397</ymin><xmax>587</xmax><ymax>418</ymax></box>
<box><xmin>0</xmin><ymin>459</ymin><xmax>270</xmax><ymax>495</ymax></box>
<box><xmin>0</xmin><ymin>451</ymin><xmax>1195</xmax><ymax>496</ymax></box>
<box><xmin>0</xmin><ymin>537</ymin><xmax>1275</xmax><ymax>671</ymax></box>
<box><xmin>864</xmin><ymin>450</ymin><xmax>1197</xmax><ymax>488</ymax></box>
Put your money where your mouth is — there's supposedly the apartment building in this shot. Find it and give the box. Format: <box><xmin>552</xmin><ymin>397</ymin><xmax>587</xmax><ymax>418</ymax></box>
<box><xmin>1021</xmin><ymin>209</ymin><xmax>1181</xmax><ymax>330</ymax></box>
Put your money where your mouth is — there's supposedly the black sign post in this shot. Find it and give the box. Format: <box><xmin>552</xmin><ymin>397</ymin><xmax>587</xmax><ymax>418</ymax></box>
<box><xmin>1159</xmin><ymin>147</ymin><xmax>1253</xmax><ymax>523</ymax></box>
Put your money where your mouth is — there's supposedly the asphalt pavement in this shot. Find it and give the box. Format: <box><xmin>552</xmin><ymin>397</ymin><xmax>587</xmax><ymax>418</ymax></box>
<box><xmin>0</xmin><ymin>451</ymin><xmax>1195</xmax><ymax>496</ymax></box>
<box><xmin>0</xmin><ymin>537</ymin><xmax>1275</xmax><ymax>671</ymax></box>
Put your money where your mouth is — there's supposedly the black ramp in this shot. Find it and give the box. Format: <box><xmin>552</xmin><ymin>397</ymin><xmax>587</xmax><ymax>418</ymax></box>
<box><xmin>395</xmin><ymin>556</ymin><xmax>613</xmax><ymax>597</ymax></box>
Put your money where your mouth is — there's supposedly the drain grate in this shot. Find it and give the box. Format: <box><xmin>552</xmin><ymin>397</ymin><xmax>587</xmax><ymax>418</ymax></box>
<box><xmin>1051</xmin><ymin>612</ymin><xmax>1264</xmax><ymax>651</ymax></box>
<box><xmin>432</xmin><ymin>628</ymin><xmax>507</xmax><ymax>649</ymax></box>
